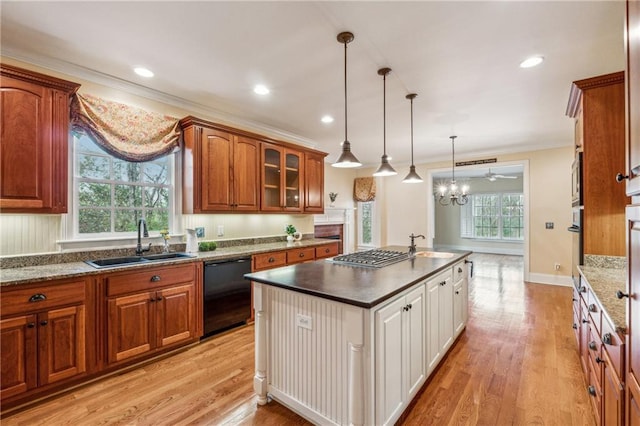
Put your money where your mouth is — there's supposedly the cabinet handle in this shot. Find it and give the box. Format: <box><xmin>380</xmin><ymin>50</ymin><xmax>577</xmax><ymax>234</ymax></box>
<box><xmin>582</xmin><ymin>318</ymin><xmax>589</xmax><ymax>324</ymax></box>
<box><xmin>579</xmin><ymin>286</ymin><xmax>587</xmax><ymax>293</ymax></box>
<box><xmin>616</xmin><ymin>290</ymin><xmax>629</xmax><ymax>299</ymax></box>
<box><xmin>615</xmin><ymin>173</ymin><xmax>629</xmax><ymax>182</ymax></box>
<box><xmin>150</xmin><ymin>298</ymin><xmax>156</xmax><ymax>302</ymax></box>
<box><xmin>407</xmin><ymin>303</ymin><xmax>412</xmax><ymax>310</ymax></box>
<box><xmin>572</xmin><ymin>323</ymin><xmax>578</xmax><ymax>330</ymax></box>
<box><xmin>325</xmin><ymin>248</ymin><xmax>330</xmax><ymax>253</ymax></box>
<box><xmin>440</xmin><ymin>281</ymin><xmax>446</xmax><ymax>286</ymax></box>
<box><xmin>29</xmin><ymin>293</ymin><xmax>47</xmax><ymax>303</ymax></box>
<box><xmin>588</xmin><ymin>385</ymin><xmax>596</xmax><ymax>397</ymax></box>
<box><xmin>588</xmin><ymin>304</ymin><xmax>597</xmax><ymax>313</ymax></box>
<box><xmin>458</xmin><ymin>267</ymin><xmax>462</xmax><ymax>273</ymax></box>
<box><xmin>150</xmin><ymin>275</ymin><xmax>161</xmax><ymax>282</ymax></box>
<box><xmin>27</xmin><ymin>322</ymin><xmax>35</xmax><ymax>328</ymax></box>
<box><xmin>40</xmin><ymin>320</ymin><xmax>48</xmax><ymax>326</ymax></box>
<box><xmin>299</xmin><ymin>252</ymin><xmax>305</xmax><ymax>258</ymax></box>
<box><xmin>572</xmin><ymin>298</ymin><xmax>577</xmax><ymax>302</ymax></box>
<box><xmin>595</xmin><ymin>356</ymin><xmax>604</xmax><ymax>364</ymax></box>
<box><xmin>588</xmin><ymin>341</ymin><xmax>597</xmax><ymax>351</ymax></box>
<box><xmin>402</xmin><ymin>306</ymin><xmax>408</xmax><ymax>312</ymax></box>
<box><xmin>156</xmin><ymin>296</ymin><xmax>163</xmax><ymax>301</ymax></box>
<box><xmin>455</xmin><ymin>290</ymin><xmax>460</xmax><ymax>295</ymax></box>
<box><xmin>268</xmin><ymin>257</ymin><xmax>275</xmax><ymax>263</ymax></box>
<box><xmin>602</xmin><ymin>333</ymin><xmax>612</xmax><ymax>345</ymax></box>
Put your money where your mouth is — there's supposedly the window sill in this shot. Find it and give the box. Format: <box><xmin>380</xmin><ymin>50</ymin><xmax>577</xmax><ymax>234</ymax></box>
<box><xmin>57</xmin><ymin>234</ymin><xmax>184</xmax><ymax>252</ymax></box>
<box><xmin>460</xmin><ymin>237</ymin><xmax>523</xmax><ymax>243</ymax></box>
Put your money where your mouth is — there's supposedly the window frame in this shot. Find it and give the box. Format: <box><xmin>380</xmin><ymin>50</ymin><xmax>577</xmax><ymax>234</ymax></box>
<box><xmin>357</xmin><ymin>200</ymin><xmax>378</xmax><ymax>250</ymax></box>
<box><xmin>461</xmin><ymin>192</ymin><xmax>524</xmax><ymax>241</ymax></box>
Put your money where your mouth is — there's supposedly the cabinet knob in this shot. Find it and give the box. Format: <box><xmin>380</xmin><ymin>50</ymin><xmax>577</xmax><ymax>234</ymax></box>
<box><xmin>588</xmin><ymin>385</ymin><xmax>596</xmax><ymax>397</ymax></box>
<box><xmin>582</xmin><ymin>318</ymin><xmax>589</xmax><ymax>324</ymax></box>
<box><xmin>588</xmin><ymin>304</ymin><xmax>597</xmax><ymax>313</ymax></box>
<box><xmin>268</xmin><ymin>257</ymin><xmax>275</xmax><ymax>263</ymax></box>
<box><xmin>616</xmin><ymin>290</ymin><xmax>629</xmax><ymax>299</ymax></box>
<box><xmin>572</xmin><ymin>323</ymin><xmax>578</xmax><ymax>330</ymax></box>
<box><xmin>299</xmin><ymin>252</ymin><xmax>305</xmax><ymax>258</ymax></box>
<box><xmin>602</xmin><ymin>333</ymin><xmax>612</xmax><ymax>345</ymax></box>
<box><xmin>40</xmin><ymin>320</ymin><xmax>48</xmax><ymax>326</ymax></box>
<box><xmin>29</xmin><ymin>293</ymin><xmax>47</xmax><ymax>303</ymax></box>
<box><xmin>27</xmin><ymin>322</ymin><xmax>35</xmax><ymax>328</ymax></box>
<box><xmin>455</xmin><ymin>290</ymin><xmax>460</xmax><ymax>295</ymax></box>
<box><xmin>595</xmin><ymin>356</ymin><xmax>604</xmax><ymax>364</ymax></box>
<box><xmin>150</xmin><ymin>275</ymin><xmax>161</xmax><ymax>282</ymax></box>
<box><xmin>579</xmin><ymin>286</ymin><xmax>587</xmax><ymax>293</ymax></box>
<box><xmin>572</xmin><ymin>298</ymin><xmax>577</xmax><ymax>302</ymax></box>
<box><xmin>588</xmin><ymin>341</ymin><xmax>597</xmax><ymax>351</ymax></box>
<box><xmin>325</xmin><ymin>248</ymin><xmax>330</xmax><ymax>253</ymax></box>
<box><xmin>615</xmin><ymin>173</ymin><xmax>629</xmax><ymax>182</ymax></box>
<box><xmin>440</xmin><ymin>281</ymin><xmax>446</xmax><ymax>286</ymax></box>
<box><xmin>457</xmin><ymin>267</ymin><xmax>462</xmax><ymax>273</ymax></box>
<box><xmin>156</xmin><ymin>296</ymin><xmax>163</xmax><ymax>301</ymax></box>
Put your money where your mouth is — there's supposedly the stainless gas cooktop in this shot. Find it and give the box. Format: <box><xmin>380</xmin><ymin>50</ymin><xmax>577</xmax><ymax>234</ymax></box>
<box><xmin>330</xmin><ymin>249</ymin><xmax>409</xmax><ymax>268</ymax></box>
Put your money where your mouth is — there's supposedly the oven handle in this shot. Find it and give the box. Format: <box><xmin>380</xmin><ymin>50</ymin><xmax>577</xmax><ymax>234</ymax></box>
<box><xmin>567</xmin><ymin>225</ymin><xmax>581</xmax><ymax>233</ymax></box>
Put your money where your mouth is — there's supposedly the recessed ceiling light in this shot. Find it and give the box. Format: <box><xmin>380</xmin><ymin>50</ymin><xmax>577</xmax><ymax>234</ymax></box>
<box><xmin>520</xmin><ymin>56</ymin><xmax>544</xmax><ymax>68</ymax></box>
<box><xmin>134</xmin><ymin>67</ymin><xmax>154</xmax><ymax>78</ymax></box>
<box><xmin>254</xmin><ymin>84</ymin><xmax>270</xmax><ymax>95</ymax></box>
<box><xmin>321</xmin><ymin>115</ymin><xmax>334</xmax><ymax>123</ymax></box>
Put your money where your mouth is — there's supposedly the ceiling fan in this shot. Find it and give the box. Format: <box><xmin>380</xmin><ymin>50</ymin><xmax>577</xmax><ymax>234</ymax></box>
<box><xmin>485</xmin><ymin>169</ymin><xmax>518</xmax><ymax>181</ymax></box>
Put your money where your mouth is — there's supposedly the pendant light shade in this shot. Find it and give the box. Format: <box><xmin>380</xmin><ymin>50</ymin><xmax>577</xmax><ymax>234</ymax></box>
<box><xmin>373</xmin><ymin>68</ymin><xmax>397</xmax><ymax>177</ymax></box>
<box><xmin>332</xmin><ymin>32</ymin><xmax>362</xmax><ymax>168</ymax></box>
<box><xmin>402</xmin><ymin>93</ymin><xmax>423</xmax><ymax>183</ymax></box>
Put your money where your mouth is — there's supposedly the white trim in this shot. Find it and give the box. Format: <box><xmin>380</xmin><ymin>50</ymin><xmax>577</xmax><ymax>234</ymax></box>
<box><xmin>433</xmin><ymin>243</ymin><xmax>523</xmax><ymax>256</ymax></box>
<box><xmin>527</xmin><ymin>273</ymin><xmax>573</xmax><ymax>287</ymax></box>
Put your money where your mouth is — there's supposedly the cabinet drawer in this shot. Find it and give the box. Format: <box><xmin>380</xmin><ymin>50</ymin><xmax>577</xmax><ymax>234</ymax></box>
<box><xmin>107</xmin><ymin>264</ymin><xmax>195</xmax><ymax>296</ymax></box>
<box><xmin>600</xmin><ymin>316</ymin><xmax>624</xmax><ymax>380</ymax></box>
<box><xmin>253</xmin><ymin>251</ymin><xmax>287</xmax><ymax>271</ymax></box>
<box><xmin>1</xmin><ymin>280</ymin><xmax>86</xmax><ymax>317</ymax></box>
<box><xmin>452</xmin><ymin>261</ymin><xmax>465</xmax><ymax>283</ymax></box>
<box><xmin>287</xmin><ymin>247</ymin><xmax>316</xmax><ymax>264</ymax></box>
<box><xmin>315</xmin><ymin>243</ymin><xmax>339</xmax><ymax>259</ymax></box>
<box><xmin>587</xmin><ymin>323</ymin><xmax>602</xmax><ymax>385</ymax></box>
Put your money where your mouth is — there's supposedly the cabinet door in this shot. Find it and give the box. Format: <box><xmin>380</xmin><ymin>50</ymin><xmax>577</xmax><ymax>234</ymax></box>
<box><xmin>38</xmin><ymin>305</ymin><xmax>86</xmax><ymax>386</ymax></box>
<box><xmin>232</xmin><ymin>136</ymin><xmax>260</xmax><ymax>211</ymax></box>
<box><xmin>629</xmin><ymin>204</ymin><xmax>640</xmax><ymax>417</ymax></box>
<box><xmin>0</xmin><ymin>315</ymin><xmax>37</xmax><ymax>399</ymax></box>
<box><xmin>405</xmin><ymin>285</ymin><xmax>426</xmax><ymax>399</ymax></box>
<box><xmin>304</xmin><ymin>152</ymin><xmax>324</xmax><ymax>212</ymax></box>
<box><xmin>156</xmin><ymin>283</ymin><xmax>195</xmax><ymax>348</ymax></box>
<box><xmin>201</xmin><ymin>128</ymin><xmax>233</xmax><ymax>211</ymax></box>
<box><xmin>284</xmin><ymin>150</ymin><xmax>302</xmax><ymax>212</ymax></box>
<box><xmin>107</xmin><ymin>292</ymin><xmax>154</xmax><ymax>364</ymax></box>
<box><xmin>626</xmin><ymin>0</ymin><xmax>640</xmax><ymax>196</ymax></box>
<box><xmin>453</xmin><ymin>280</ymin><xmax>464</xmax><ymax>337</ymax></box>
<box><xmin>375</xmin><ymin>296</ymin><xmax>405</xmax><ymax>426</ymax></box>
<box><xmin>438</xmin><ymin>275</ymin><xmax>454</xmax><ymax>353</ymax></box>
<box><xmin>262</xmin><ymin>144</ymin><xmax>283</xmax><ymax>211</ymax></box>
<box><xmin>426</xmin><ymin>278</ymin><xmax>441</xmax><ymax>372</ymax></box>
<box><xmin>602</xmin><ymin>350</ymin><xmax>624</xmax><ymax>426</ymax></box>
<box><xmin>629</xmin><ymin>375</ymin><xmax>640</xmax><ymax>426</ymax></box>
<box><xmin>0</xmin><ymin>76</ymin><xmax>53</xmax><ymax>211</ymax></box>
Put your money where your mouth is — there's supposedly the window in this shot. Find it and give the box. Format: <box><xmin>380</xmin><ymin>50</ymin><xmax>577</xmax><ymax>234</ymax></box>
<box><xmin>461</xmin><ymin>193</ymin><xmax>523</xmax><ymax>240</ymax></box>
<box><xmin>357</xmin><ymin>201</ymin><xmax>375</xmax><ymax>249</ymax></box>
<box><xmin>73</xmin><ymin>134</ymin><xmax>173</xmax><ymax>236</ymax></box>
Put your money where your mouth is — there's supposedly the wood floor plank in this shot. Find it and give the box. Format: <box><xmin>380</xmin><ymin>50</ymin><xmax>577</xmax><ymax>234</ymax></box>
<box><xmin>2</xmin><ymin>254</ymin><xmax>595</xmax><ymax>425</ymax></box>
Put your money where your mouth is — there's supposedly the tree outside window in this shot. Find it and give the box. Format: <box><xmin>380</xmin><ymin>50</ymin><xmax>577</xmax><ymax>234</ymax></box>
<box><xmin>74</xmin><ymin>134</ymin><xmax>171</xmax><ymax>235</ymax></box>
<box><xmin>461</xmin><ymin>193</ymin><xmax>523</xmax><ymax>240</ymax></box>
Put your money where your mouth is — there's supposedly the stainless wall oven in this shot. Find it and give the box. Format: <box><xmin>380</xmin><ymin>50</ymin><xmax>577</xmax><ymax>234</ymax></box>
<box><xmin>571</xmin><ymin>152</ymin><xmax>583</xmax><ymax>207</ymax></box>
<box><xmin>568</xmin><ymin>207</ymin><xmax>583</xmax><ymax>287</ymax></box>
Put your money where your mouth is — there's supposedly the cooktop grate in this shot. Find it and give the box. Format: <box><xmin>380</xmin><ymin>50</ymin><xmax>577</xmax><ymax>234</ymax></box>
<box><xmin>330</xmin><ymin>249</ymin><xmax>409</xmax><ymax>268</ymax></box>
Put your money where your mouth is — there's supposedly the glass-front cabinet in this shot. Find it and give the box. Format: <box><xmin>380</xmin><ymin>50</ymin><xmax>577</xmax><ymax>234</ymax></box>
<box><xmin>261</xmin><ymin>143</ymin><xmax>302</xmax><ymax>212</ymax></box>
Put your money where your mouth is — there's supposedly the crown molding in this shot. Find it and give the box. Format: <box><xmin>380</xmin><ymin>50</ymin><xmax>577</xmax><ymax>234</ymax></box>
<box><xmin>2</xmin><ymin>49</ymin><xmax>317</xmax><ymax>149</ymax></box>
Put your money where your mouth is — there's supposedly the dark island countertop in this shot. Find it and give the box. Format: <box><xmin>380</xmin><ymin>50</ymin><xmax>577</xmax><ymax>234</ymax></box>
<box><xmin>245</xmin><ymin>246</ymin><xmax>472</xmax><ymax>309</ymax></box>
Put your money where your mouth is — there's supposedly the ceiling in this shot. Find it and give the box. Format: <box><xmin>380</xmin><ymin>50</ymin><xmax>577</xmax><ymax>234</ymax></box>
<box><xmin>0</xmin><ymin>1</ymin><xmax>625</xmax><ymax>168</ymax></box>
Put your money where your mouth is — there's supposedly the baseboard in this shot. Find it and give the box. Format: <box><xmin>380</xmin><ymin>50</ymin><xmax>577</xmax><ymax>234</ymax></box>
<box><xmin>527</xmin><ymin>272</ymin><xmax>573</xmax><ymax>287</ymax></box>
<box><xmin>434</xmin><ymin>244</ymin><xmax>523</xmax><ymax>256</ymax></box>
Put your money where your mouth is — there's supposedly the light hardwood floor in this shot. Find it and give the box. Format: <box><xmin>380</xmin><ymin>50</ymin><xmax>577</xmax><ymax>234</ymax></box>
<box><xmin>2</xmin><ymin>254</ymin><xmax>594</xmax><ymax>425</ymax></box>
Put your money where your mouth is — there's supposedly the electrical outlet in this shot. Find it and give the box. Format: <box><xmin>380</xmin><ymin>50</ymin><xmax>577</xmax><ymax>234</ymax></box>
<box><xmin>195</xmin><ymin>227</ymin><xmax>205</xmax><ymax>238</ymax></box>
<box><xmin>554</xmin><ymin>263</ymin><xmax>561</xmax><ymax>271</ymax></box>
<box><xmin>217</xmin><ymin>225</ymin><xmax>224</xmax><ymax>237</ymax></box>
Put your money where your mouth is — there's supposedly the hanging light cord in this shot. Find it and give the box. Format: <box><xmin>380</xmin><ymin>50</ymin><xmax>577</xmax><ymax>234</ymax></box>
<box><xmin>451</xmin><ymin>136</ymin><xmax>456</xmax><ymax>183</ymax></box>
<box><xmin>410</xmin><ymin>97</ymin><xmax>414</xmax><ymax>164</ymax></box>
<box><xmin>343</xmin><ymin>40</ymin><xmax>348</xmax><ymax>142</ymax></box>
<box><xmin>383</xmin><ymin>72</ymin><xmax>387</xmax><ymax>154</ymax></box>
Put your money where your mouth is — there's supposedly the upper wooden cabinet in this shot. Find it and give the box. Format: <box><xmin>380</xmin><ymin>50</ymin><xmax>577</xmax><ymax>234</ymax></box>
<box><xmin>625</xmin><ymin>0</ymin><xmax>640</xmax><ymax>196</ymax></box>
<box><xmin>180</xmin><ymin>117</ymin><xmax>260</xmax><ymax>213</ymax></box>
<box><xmin>0</xmin><ymin>64</ymin><xmax>79</xmax><ymax>213</ymax></box>
<box><xmin>567</xmin><ymin>72</ymin><xmax>629</xmax><ymax>256</ymax></box>
<box><xmin>261</xmin><ymin>143</ymin><xmax>303</xmax><ymax>212</ymax></box>
<box><xmin>304</xmin><ymin>151</ymin><xmax>327</xmax><ymax>213</ymax></box>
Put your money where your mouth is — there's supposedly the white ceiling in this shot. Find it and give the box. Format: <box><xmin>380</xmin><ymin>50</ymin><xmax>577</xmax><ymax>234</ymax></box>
<box><xmin>0</xmin><ymin>1</ymin><xmax>625</xmax><ymax>168</ymax></box>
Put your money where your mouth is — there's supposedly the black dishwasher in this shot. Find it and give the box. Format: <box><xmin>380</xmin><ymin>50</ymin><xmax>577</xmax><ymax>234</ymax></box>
<box><xmin>203</xmin><ymin>257</ymin><xmax>252</xmax><ymax>338</ymax></box>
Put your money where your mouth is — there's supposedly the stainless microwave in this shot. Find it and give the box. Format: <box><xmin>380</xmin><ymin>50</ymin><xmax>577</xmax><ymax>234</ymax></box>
<box><xmin>571</xmin><ymin>152</ymin><xmax>583</xmax><ymax>207</ymax></box>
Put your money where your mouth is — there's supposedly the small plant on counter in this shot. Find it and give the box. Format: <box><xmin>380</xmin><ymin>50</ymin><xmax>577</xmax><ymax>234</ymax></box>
<box><xmin>285</xmin><ymin>224</ymin><xmax>297</xmax><ymax>236</ymax></box>
<box><xmin>159</xmin><ymin>229</ymin><xmax>171</xmax><ymax>253</ymax></box>
<box><xmin>198</xmin><ymin>241</ymin><xmax>217</xmax><ymax>252</ymax></box>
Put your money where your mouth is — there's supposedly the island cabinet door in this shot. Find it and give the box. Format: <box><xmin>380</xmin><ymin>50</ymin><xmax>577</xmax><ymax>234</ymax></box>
<box><xmin>405</xmin><ymin>285</ymin><xmax>426</xmax><ymax>399</ymax></box>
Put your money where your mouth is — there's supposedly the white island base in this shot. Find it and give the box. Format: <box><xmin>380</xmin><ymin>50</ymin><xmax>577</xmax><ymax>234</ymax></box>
<box><xmin>252</xmin><ymin>258</ymin><xmax>468</xmax><ymax>426</ymax></box>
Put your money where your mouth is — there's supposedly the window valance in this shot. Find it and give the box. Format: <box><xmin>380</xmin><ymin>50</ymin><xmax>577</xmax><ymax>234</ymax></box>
<box><xmin>353</xmin><ymin>177</ymin><xmax>376</xmax><ymax>202</ymax></box>
<box><xmin>70</xmin><ymin>93</ymin><xmax>180</xmax><ymax>162</ymax></box>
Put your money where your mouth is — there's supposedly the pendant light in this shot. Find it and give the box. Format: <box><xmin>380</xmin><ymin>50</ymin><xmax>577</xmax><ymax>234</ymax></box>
<box><xmin>437</xmin><ymin>136</ymin><xmax>470</xmax><ymax>206</ymax></box>
<box><xmin>332</xmin><ymin>31</ymin><xmax>362</xmax><ymax>168</ymax></box>
<box><xmin>402</xmin><ymin>93</ymin><xmax>423</xmax><ymax>183</ymax></box>
<box><xmin>373</xmin><ymin>68</ymin><xmax>397</xmax><ymax>176</ymax></box>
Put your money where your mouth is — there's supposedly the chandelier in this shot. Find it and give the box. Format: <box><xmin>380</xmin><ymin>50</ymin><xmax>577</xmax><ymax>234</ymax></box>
<box><xmin>437</xmin><ymin>135</ymin><xmax>469</xmax><ymax>206</ymax></box>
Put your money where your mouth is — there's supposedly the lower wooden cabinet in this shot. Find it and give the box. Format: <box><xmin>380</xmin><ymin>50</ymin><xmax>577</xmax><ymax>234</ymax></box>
<box><xmin>1</xmin><ymin>278</ymin><xmax>88</xmax><ymax>402</ymax></box>
<box><xmin>106</xmin><ymin>264</ymin><xmax>197</xmax><ymax>365</ymax></box>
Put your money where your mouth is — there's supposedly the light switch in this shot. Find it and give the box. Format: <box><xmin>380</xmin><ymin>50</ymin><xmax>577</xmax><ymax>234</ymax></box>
<box><xmin>296</xmin><ymin>313</ymin><xmax>312</xmax><ymax>330</ymax></box>
<box><xmin>217</xmin><ymin>225</ymin><xmax>224</xmax><ymax>237</ymax></box>
<box><xmin>545</xmin><ymin>222</ymin><xmax>554</xmax><ymax>229</ymax></box>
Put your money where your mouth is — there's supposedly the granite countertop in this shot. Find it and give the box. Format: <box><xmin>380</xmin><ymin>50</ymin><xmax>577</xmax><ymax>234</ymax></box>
<box><xmin>577</xmin><ymin>265</ymin><xmax>627</xmax><ymax>335</ymax></box>
<box><xmin>246</xmin><ymin>246</ymin><xmax>472</xmax><ymax>309</ymax></box>
<box><xmin>0</xmin><ymin>239</ymin><xmax>337</xmax><ymax>287</ymax></box>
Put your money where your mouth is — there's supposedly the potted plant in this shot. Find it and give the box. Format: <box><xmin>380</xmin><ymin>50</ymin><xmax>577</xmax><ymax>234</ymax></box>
<box><xmin>285</xmin><ymin>224</ymin><xmax>297</xmax><ymax>242</ymax></box>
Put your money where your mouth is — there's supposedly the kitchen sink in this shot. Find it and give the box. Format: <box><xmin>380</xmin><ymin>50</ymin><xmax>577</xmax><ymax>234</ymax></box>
<box><xmin>85</xmin><ymin>252</ymin><xmax>195</xmax><ymax>269</ymax></box>
<box><xmin>414</xmin><ymin>251</ymin><xmax>455</xmax><ymax>259</ymax></box>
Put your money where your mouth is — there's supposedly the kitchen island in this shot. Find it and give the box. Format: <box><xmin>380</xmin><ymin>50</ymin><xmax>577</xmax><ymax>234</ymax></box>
<box><xmin>245</xmin><ymin>246</ymin><xmax>471</xmax><ymax>426</ymax></box>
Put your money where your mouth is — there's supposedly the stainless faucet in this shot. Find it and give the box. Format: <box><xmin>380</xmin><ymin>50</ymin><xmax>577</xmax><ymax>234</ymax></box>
<box><xmin>408</xmin><ymin>233</ymin><xmax>425</xmax><ymax>256</ymax></box>
<box><xmin>136</xmin><ymin>218</ymin><xmax>152</xmax><ymax>256</ymax></box>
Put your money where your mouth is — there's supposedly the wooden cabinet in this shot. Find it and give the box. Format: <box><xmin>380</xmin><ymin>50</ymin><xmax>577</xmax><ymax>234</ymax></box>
<box><xmin>315</xmin><ymin>241</ymin><xmax>339</xmax><ymax>259</ymax></box>
<box><xmin>375</xmin><ymin>283</ymin><xmax>426</xmax><ymax>426</ymax></box>
<box><xmin>567</xmin><ymin>72</ymin><xmax>628</xmax><ymax>256</ymax></box>
<box><xmin>105</xmin><ymin>264</ymin><xmax>197</xmax><ymax>364</ymax></box>
<box><xmin>180</xmin><ymin>117</ymin><xmax>260</xmax><ymax>213</ymax></box>
<box><xmin>1</xmin><ymin>278</ymin><xmax>88</xmax><ymax>402</ymax></box>
<box><xmin>625</xmin><ymin>0</ymin><xmax>640</xmax><ymax>196</ymax></box>
<box><xmin>0</xmin><ymin>64</ymin><xmax>79</xmax><ymax>213</ymax></box>
<box><xmin>426</xmin><ymin>268</ymin><xmax>453</xmax><ymax>373</ymax></box>
<box><xmin>304</xmin><ymin>151</ymin><xmax>326</xmax><ymax>213</ymax></box>
<box><xmin>285</xmin><ymin>247</ymin><xmax>315</xmax><ymax>264</ymax></box>
<box><xmin>628</xmin><ymin>204</ymin><xmax>640</xmax><ymax>425</ymax></box>
<box><xmin>261</xmin><ymin>143</ymin><xmax>303</xmax><ymax>212</ymax></box>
